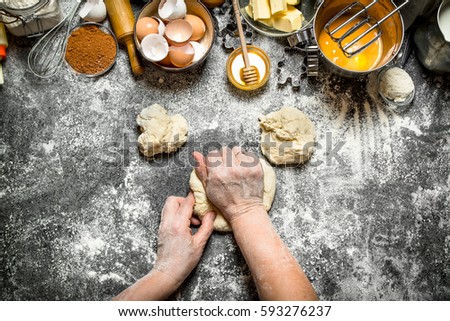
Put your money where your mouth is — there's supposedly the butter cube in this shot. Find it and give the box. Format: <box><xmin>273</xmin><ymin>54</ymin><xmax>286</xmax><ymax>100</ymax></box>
<box><xmin>253</xmin><ymin>0</ymin><xmax>271</xmax><ymax>20</ymax></box>
<box><xmin>246</xmin><ymin>3</ymin><xmax>273</xmax><ymax>27</ymax></box>
<box><xmin>286</xmin><ymin>0</ymin><xmax>301</xmax><ymax>5</ymax></box>
<box><xmin>270</xmin><ymin>0</ymin><xmax>287</xmax><ymax>15</ymax></box>
<box><xmin>272</xmin><ymin>5</ymin><xmax>303</xmax><ymax>32</ymax></box>
<box><xmin>259</xmin><ymin>17</ymin><xmax>274</xmax><ymax>27</ymax></box>
<box><xmin>245</xmin><ymin>5</ymin><xmax>253</xmax><ymax>19</ymax></box>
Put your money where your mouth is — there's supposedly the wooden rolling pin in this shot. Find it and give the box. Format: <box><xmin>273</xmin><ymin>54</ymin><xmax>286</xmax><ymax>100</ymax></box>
<box><xmin>104</xmin><ymin>0</ymin><xmax>144</xmax><ymax>76</ymax></box>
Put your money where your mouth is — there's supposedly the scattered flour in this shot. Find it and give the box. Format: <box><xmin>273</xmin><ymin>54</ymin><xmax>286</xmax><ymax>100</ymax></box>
<box><xmin>75</xmin><ymin>235</ymin><xmax>106</xmax><ymax>257</ymax></box>
<box><xmin>99</xmin><ymin>273</ymin><xmax>127</xmax><ymax>284</ymax></box>
<box><xmin>41</xmin><ymin>140</ymin><xmax>55</xmax><ymax>154</ymax></box>
<box><xmin>7</xmin><ymin>14</ymin><xmax>441</xmax><ymax>300</ymax></box>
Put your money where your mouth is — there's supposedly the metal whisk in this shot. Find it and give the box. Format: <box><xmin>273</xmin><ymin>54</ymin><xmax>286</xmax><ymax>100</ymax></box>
<box><xmin>324</xmin><ymin>0</ymin><xmax>409</xmax><ymax>57</ymax></box>
<box><xmin>28</xmin><ymin>1</ymin><xmax>82</xmax><ymax>78</ymax></box>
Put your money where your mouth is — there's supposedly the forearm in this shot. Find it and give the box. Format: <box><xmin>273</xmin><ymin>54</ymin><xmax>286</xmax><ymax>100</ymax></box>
<box><xmin>231</xmin><ymin>207</ymin><xmax>318</xmax><ymax>301</ymax></box>
<box><xmin>113</xmin><ymin>269</ymin><xmax>180</xmax><ymax>301</ymax></box>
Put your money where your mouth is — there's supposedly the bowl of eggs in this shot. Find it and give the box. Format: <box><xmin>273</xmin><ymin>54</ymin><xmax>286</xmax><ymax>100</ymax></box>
<box><xmin>134</xmin><ymin>0</ymin><xmax>215</xmax><ymax>72</ymax></box>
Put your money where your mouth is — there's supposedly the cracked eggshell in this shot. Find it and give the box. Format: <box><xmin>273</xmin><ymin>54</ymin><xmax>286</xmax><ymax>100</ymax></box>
<box><xmin>164</xmin><ymin>19</ymin><xmax>192</xmax><ymax>47</ymax></box>
<box><xmin>136</xmin><ymin>17</ymin><xmax>159</xmax><ymax>41</ymax></box>
<box><xmin>158</xmin><ymin>0</ymin><xmax>187</xmax><ymax>21</ymax></box>
<box><xmin>141</xmin><ymin>34</ymin><xmax>169</xmax><ymax>62</ymax></box>
<box><xmin>158</xmin><ymin>54</ymin><xmax>174</xmax><ymax>67</ymax></box>
<box><xmin>190</xmin><ymin>41</ymin><xmax>206</xmax><ymax>62</ymax></box>
<box><xmin>185</xmin><ymin>14</ymin><xmax>206</xmax><ymax>41</ymax></box>
<box><xmin>169</xmin><ymin>43</ymin><xmax>195</xmax><ymax>67</ymax></box>
<box><xmin>153</xmin><ymin>17</ymin><xmax>166</xmax><ymax>35</ymax></box>
<box><xmin>80</xmin><ymin>0</ymin><xmax>107</xmax><ymax>23</ymax></box>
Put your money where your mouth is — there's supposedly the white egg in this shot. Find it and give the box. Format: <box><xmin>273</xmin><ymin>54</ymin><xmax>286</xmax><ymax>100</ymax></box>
<box><xmin>141</xmin><ymin>34</ymin><xmax>169</xmax><ymax>62</ymax></box>
<box><xmin>80</xmin><ymin>0</ymin><xmax>107</xmax><ymax>23</ymax></box>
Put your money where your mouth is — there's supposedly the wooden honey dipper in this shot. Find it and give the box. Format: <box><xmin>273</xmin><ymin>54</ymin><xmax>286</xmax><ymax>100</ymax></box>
<box><xmin>232</xmin><ymin>0</ymin><xmax>259</xmax><ymax>85</ymax></box>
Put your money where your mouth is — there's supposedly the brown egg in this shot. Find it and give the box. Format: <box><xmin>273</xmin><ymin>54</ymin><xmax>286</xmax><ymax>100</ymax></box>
<box><xmin>136</xmin><ymin>17</ymin><xmax>159</xmax><ymax>41</ymax></box>
<box><xmin>168</xmin><ymin>43</ymin><xmax>195</xmax><ymax>67</ymax></box>
<box><xmin>185</xmin><ymin>14</ymin><xmax>206</xmax><ymax>41</ymax></box>
<box><xmin>164</xmin><ymin>19</ymin><xmax>193</xmax><ymax>46</ymax></box>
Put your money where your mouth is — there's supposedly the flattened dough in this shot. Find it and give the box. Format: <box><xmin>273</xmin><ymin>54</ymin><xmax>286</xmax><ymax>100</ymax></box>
<box><xmin>137</xmin><ymin>104</ymin><xmax>188</xmax><ymax>158</ymax></box>
<box><xmin>259</xmin><ymin>106</ymin><xmax>316</xmax><ymax>165</ymax></box>
<box><xmin>189</xmin><ymin>159</ymin><xmax>276</xmax><ymax>232</ymax></box>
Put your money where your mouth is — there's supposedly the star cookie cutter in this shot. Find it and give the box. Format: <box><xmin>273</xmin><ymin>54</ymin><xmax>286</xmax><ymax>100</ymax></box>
<box><xmin>276</xmin><ymin>46</ymin><xmax>307</xmax><ymax>88</ymax></box>
<box><xmin>215</xmin><ymin>0</ymin><xmax>255</xmax><ymax>50</ymax></box>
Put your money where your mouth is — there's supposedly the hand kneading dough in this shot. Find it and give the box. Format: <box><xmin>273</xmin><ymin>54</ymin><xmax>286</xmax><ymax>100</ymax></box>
<box><xmin>137</xmin><ymin>104</ymin><xmax>188</xmax><ymax>158</ymax></box>
<box><xmin>259</xmin><ymin>106</ymin><xmax>315</xmax><ymax>165</ymax></box>
<box><xmin>189</xmin><ymin>159</ymin><xmax>276</xmax><ymax>232</ymax></box>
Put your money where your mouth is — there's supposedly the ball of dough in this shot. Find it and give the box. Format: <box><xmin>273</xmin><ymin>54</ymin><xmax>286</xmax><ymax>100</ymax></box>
<box><xmin>379</xmin><ymin>67</ymin><xmax>414</xmax><ymax>103</ymax></box>
<box><xmin>259</xmin><ymin>106</ymin><xmax>316</xmax><ymax>165</ymax></box>
<box><xmin>136</xmin><ymin>104</ymin><xmax>188</xmax><ymax>158</ymax></box>
<box><xmin>189</xmin><ymin>159</ymin><xmax>276</xmax><ymax>232</ymax></box>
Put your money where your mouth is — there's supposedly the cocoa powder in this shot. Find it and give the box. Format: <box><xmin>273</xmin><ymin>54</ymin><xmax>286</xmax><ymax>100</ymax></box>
<box><xmin>65</xmin><ymin>25</ymin><xmax>117</xmax><ymax>75</ymax></box>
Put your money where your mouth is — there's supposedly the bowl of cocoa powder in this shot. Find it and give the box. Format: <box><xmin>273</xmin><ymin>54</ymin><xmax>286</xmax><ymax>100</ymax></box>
<box><xmin>65</xmin><ymin>22</ymin><xmax>118</xmax><ymax>77</ymax></box>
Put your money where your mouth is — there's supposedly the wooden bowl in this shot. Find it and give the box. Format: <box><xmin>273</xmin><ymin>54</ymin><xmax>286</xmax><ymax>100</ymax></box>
<box><xmin>201</xmin><ymin>0</ymin><xmax>225</xmax><ymax>8</ymax></box>
<box><xmin>135</xmin><ymin>0</ymin><xmax>215</xmax><ymax>72</ymax></box>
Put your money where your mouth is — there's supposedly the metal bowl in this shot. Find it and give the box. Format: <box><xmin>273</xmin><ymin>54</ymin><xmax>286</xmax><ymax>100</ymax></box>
<box><xmin>313</xmin><ymin>0</ymin><xmax>404</xmax><ymax>77</ymax></box>
<box><xmin>238</xmin><ymin>0</ymin><xmax>316</xmax><ymax>38</ymax></box>
<box><xmin>135</xmin><ymin>0</ymin><xmax>215</xmax><ymax>72</ymax></box>
<box><xmin>65</xmin><ymin>22</ymin><xmax>118</xmax><ymax>77</ymax></box>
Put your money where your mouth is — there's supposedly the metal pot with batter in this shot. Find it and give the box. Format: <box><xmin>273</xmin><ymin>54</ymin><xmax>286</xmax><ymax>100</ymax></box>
<box><xmin>313</xmin><ymin>0</ymin><xmax>407</xmax><ymax>77</ymax></box>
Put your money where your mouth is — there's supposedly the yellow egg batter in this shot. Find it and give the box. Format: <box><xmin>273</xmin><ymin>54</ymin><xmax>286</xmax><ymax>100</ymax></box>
<box><xmin>319</xmin><ymin>15</ymin><xmax>383</xmax><ymax>71</ymax></box>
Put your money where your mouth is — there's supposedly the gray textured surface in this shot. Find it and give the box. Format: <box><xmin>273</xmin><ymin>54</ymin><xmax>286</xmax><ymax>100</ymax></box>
<box><xmin>1</xmin><ymin>1</ymin><xmax>450</xmax><ymax>300</ymax></box>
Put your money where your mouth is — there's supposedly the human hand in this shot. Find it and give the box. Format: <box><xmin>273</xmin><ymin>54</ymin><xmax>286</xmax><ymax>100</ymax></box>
<box><xmin>193</xmin><ymin>147</ymin><xmax>265</xmax><ymax>224</ymax></box>
<box><xmin>154</xmin><ymin>193</ymin><xmax>216</xmax><ymax>287</ymax></box>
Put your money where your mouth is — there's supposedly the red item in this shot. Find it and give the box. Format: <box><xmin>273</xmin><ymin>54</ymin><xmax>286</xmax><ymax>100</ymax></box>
<box><xmin>0</xmin><ymin>45</ymin><xmax>6</xmax><ymax>60</ymax></box>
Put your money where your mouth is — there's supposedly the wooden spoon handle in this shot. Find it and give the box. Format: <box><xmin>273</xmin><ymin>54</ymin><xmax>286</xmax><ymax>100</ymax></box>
<box><xmin>232</xmin><ymin>0</ymin><xmax>251</xmax><ymax>68</ymax></box>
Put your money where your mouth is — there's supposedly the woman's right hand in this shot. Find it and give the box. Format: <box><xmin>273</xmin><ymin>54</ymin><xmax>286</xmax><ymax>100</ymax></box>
<box><xmin>192</xmin><ymin>147</ymin><xmax>265</xmax><ymax>224</ymax></box>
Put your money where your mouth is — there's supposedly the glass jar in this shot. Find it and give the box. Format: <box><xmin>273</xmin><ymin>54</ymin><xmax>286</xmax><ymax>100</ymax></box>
<box><xmin>0</xmin><ymin>0</ymin><xmax>62</xmax><ymax>37</ymax></box>
<box><xmin>414</xmin><ymin>0</ymin><xmax>450</xmax><ymax>73</ymax></box>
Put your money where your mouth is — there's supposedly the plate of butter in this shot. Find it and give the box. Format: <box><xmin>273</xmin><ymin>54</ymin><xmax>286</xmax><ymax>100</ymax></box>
<box><xmin>239</xmin><ymin>0</ymin><xmax>316</xmax><ymax>37</ymax></box>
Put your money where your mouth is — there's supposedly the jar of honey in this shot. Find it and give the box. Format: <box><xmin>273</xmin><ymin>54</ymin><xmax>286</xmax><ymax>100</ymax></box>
<box><xmin>226</xmin><ymin>45</ymin><xmax>270</xmax><ymax>91</ymax></box>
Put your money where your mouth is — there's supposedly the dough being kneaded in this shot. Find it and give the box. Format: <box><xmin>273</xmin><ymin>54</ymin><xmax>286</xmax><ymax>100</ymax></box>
<box><xmin>136</xmin><ymin>104</ymin><xmax>188</xmax><ymax>158</ymax></box>
<box><xmin>259</xmin><ymin>106</ymin><xmax>315</xmax><ymax>165</ymax></box>
<box><xmin>189</xmin><ymin>159</ymin><xmax>276</xmax><ymax>232</ymax></box>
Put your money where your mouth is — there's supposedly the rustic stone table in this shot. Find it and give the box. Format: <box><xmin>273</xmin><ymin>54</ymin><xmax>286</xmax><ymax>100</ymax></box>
<box><xmin>1</xmin><ymin>0</ymin><xmax>449</xmax><ymax>300</ymax></box>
